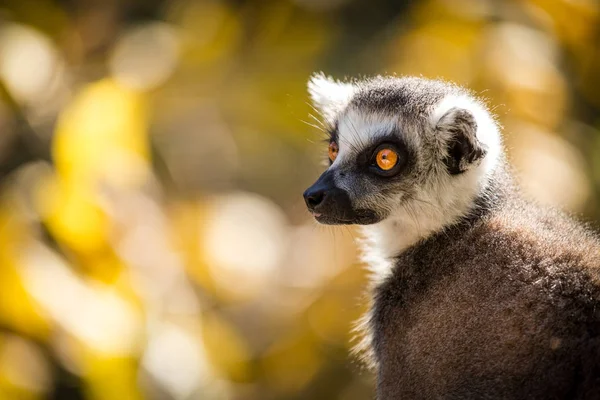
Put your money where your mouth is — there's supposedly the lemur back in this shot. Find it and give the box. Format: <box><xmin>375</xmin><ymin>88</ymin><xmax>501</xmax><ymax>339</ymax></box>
<box><xmin>373</xmin><ymin>164</ymin><xmax>600</xmax><ymax>399</ymax></box>
<box><xmin>303</xmin><ymin>74</ymin><xmax>600</xmax><ymax>400</ymax></box>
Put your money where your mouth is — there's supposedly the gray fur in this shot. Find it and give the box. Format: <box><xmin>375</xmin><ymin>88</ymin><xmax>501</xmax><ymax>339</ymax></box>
<box><xmin>374</xmin><ymin>164</ymin><xmax>600</xmax><ymax>399</ymax></box>
<box><xmin>305</xmin><ymin>74</ymin><xmax>600</xmax><ymax>399</ymax></box>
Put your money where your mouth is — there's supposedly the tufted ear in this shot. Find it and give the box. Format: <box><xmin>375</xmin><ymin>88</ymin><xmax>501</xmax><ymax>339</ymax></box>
<box><xmin>308</xmin><ymin>73</ymin><xmax>354</xmax><ymax>122</ymax></box>
<box><xmin>436</xmin><ymin>107</ymin><xmax>487</xmax><ymax>175</ymax></box>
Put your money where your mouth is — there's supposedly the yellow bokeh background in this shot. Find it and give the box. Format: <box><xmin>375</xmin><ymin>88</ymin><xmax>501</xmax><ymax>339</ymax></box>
<box><xmin>0</xmin><ymin>0</ymin><xmax>599</xmax><ymax>399</ymax></box>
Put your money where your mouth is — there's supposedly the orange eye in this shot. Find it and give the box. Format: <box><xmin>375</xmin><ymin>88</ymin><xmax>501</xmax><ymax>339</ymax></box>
<box><xmin>376</xmin><ymin>148</ymin><xmax>398</xmax><ymax>171</ymax></box>
<box><xmin>328</xmin><ymin>142</ymin><xmax>339</xmax><ymax>162</ymax></box>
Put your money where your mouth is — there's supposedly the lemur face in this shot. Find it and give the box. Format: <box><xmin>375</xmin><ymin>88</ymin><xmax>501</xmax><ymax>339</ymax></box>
<box><xmin>304</xmin><ymin>74</ymin><xmax>499</xmax><ymax>227</ymax></box>
<box><xmin>304</xmin><ymin>108</ymin><xmax>417</xmax><ymax>225</ymax></box>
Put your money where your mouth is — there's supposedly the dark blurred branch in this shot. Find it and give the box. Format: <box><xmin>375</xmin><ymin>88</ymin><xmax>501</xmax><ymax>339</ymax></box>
<box><xmin>0</xmin><ymin>80</ymin><xmax>52</xmax><ymax>183</ymax></box>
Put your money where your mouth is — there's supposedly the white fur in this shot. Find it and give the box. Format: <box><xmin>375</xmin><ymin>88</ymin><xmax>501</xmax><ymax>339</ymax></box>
<box><xmin>308</xmin><ymin>73</ymin><xmax>354</xmax><ymax>123</ymax></box>
<box><xmin>333</xmin><ymin>110</ymin><xmax>398</xmax><ymax>167</ymax></box>
<box><xmin>360</xmin><ymin>94</ymin><xmax>502</xmax><ymax>285</ymax></box>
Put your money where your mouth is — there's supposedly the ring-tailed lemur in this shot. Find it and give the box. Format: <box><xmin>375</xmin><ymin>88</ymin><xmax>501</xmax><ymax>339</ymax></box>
<box><xmin>303</xmin><ymin>74</ymin><xmax>600</xmax><ymax>399</ymax></box>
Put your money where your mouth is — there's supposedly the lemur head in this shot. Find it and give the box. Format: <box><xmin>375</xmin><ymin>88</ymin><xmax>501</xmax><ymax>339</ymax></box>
<box><xmin>303</xmin><ymin>74</ymin><xmax>502</xmax><ymax>236</ymax></box>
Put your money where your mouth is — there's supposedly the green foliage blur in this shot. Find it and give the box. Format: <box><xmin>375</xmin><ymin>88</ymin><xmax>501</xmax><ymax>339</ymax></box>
<box><xmin>0</xmin><ymin>0</ymin><xmax>599</xmax><ymax>399</ymax></box>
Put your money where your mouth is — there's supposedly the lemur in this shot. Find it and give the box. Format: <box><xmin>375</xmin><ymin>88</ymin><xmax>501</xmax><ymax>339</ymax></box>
<box><xmin>303</xmin><ymin>74</ymin><xmax>600</xmax><ymax>399</ymax></box>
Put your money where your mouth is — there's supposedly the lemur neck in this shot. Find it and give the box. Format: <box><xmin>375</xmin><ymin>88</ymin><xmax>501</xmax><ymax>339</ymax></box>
<box><xmin>360</xmin><ymin>159</ymin><xmax>512</xmax><ymax>285</ymax></box>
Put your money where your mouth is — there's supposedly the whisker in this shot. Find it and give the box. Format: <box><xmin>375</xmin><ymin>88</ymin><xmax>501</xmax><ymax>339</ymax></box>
<box><xmin>306</xmin><ymin>101</ymin><xmax>324</xmax><ymax>118</ymax></box>
<box><xmin>307</xmin><ymin>113</ymin><xmax>328</xmax><ymax>130</ymax></box>
<box><xmin>346</xmin><ymin>116</ymin><xmax>368</xmax><ymax>149</ymax></box>
<box><xmin>300</xmin><ymin>119</ymin><xmax>326</xmax><ymax>132</ymax></box>
<box><xmin>341</xmin><ymin>120</ymin><xmax>362</xmax><ymax>154</ymax></box>
<box><xmin>338</xmin><ymin>119</ymin><xmax>362</xmax><ymax>154</ymax></box>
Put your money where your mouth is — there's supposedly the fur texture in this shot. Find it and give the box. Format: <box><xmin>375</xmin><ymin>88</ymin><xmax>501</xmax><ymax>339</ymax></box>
<box><xmin>305</xmin><ymin>74</ymin><xmax>600</xmax><ymax>399</ymax></box>
<box><xmin>373</xmin><ymin>166</ymin><xmax>600</xmax><ymax>399</ymax></box>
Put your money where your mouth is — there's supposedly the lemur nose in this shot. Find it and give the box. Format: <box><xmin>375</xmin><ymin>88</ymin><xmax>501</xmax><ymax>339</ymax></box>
<box><xmin>304</xmin><ymin>188</ymin><xmax>326</xmax><ymax>210</ymax></box>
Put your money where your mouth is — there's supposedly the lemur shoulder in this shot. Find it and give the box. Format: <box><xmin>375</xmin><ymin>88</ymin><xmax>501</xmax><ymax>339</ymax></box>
<box><xmin>303</xmin><ymin>74</ymin><xmax>600</xmax><ymax>399</ymax></box>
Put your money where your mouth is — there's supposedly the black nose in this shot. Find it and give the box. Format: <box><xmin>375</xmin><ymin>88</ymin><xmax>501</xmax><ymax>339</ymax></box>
<box><xmin>304</xmin><ymin>188</ymin><xmax>326</xmax><ymax>210</ymax></box>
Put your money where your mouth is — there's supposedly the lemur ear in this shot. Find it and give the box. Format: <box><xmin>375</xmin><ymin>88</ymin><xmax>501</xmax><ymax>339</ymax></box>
<box><xmin>436</xmin><ymin>107</ymin><xmax>487</xmax><ymax>175</ymax></box>
<box><xmin>308</xmin><ymin>73</ymin><xmax>354</xmax><ymax>122</ymax></box>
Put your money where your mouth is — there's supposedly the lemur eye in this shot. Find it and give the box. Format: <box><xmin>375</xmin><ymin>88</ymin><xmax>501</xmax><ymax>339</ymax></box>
<box><xmin>328</xmin><ymin>142</ymin><xmax>339</xmax><ymax>162</ymax></box>
<box><xmin>375</xmin><ymin>148</ymin><xmax>398</xmax><ymax>171</ymax></box>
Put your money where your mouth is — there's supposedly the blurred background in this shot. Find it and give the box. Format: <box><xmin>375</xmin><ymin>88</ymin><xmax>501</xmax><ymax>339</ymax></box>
<box><xmin>0</xmin><ymin>0</ymin><xmax>599</xmax><ymax>398</ymax></box>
